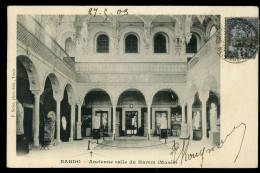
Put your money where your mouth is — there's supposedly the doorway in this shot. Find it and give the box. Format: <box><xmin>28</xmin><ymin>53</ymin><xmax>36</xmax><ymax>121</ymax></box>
<box><xmin>125</xmin><ymin>111</ymin><xmax>138</xmax><ymax>136</ymax></box>
<box><xmin>94</xmin><ymin>111</ymin><xmax>108</xmax><ymax>136</ymax></box>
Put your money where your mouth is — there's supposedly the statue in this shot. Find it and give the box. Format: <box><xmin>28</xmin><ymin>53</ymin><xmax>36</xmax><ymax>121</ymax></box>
<box><xmin>46</xmin><ymin>111</ymin><xmax>56</xmax><ymax>145</ymax></box>
<box><xmin>16</xmin><ymin>100</ymin><xmax>29</xmax><ymax>155</ymax></box>
<box><xmin>210</xmin><ymin>103</ymin><xmax>218</xmax><ymax>132</ymax></box>
<box><xmin>61</xmin><ymin>116</ymin><xmax>69</xmax><ymax>142</ymax></box>
<box><xmin>192</xmin><ymin>111</ymin><xmax>201</xmax><ymax>130</ymax></box>
<box><xmin>16</xmin><ymin>100</ymin><xmax>24</xmax><ymax>135</ymax></box>
<box><xmin>61</xmin><ymin>116</ymin><xmax>67</xmax><ymax>130</ymax></box>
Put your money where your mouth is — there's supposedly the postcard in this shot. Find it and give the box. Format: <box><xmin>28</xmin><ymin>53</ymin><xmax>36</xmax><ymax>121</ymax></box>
<box><xmin>7</xmin><ymin>6</ymin><xmax>258</xmax><ymax>168</ymax></box>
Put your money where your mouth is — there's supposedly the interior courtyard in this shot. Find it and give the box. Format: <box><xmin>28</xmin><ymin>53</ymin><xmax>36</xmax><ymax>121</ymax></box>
<box><xmin>16</xmin><ymin>14</ymin><xmax>221</xmax><ymax>156</ymax></box>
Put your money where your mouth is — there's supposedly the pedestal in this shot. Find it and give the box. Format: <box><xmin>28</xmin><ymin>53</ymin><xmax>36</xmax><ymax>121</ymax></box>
<box><xmin>193</xmin><ymin>129</ymin><xmax>202</xmax><ymax>141</ymax></box>
<box><xmin>209</xmin><ymin>131</ymin><xmax>220</xmax><ymax>146</ymax></box>
<box><xmin>86</xmin><ymin>128</ymin><xmax>91</xmax><ymax>137</ymax></box>
<box><xmin>180</xmin><ymin>123</ymin><xmax>189</xmax><ymax>139</ymax></box>
<box><xmin>75</xmin><ymin>122</ymin><xmax>83</xmax><ymax>140</ymax></box>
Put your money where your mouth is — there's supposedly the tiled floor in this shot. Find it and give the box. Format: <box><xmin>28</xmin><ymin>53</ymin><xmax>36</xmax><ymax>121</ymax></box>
<box><xmin>93</xmin><ymin>138</ymin><xmax>170</xmax><ymax>150</ymax></box>
<box><xmin>22</xmin><ymin>136</ymin><xmax>213</xmax><ymax>159</ymax></box>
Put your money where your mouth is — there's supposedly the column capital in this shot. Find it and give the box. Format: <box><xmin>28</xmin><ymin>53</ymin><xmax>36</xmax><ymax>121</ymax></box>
<box><xmin>200</xmin><ymin>95</ymin><xmax>209</xmax><ymax>103</ymax></box>
<box><xmin>187</xmin><ymin>100</ymin><xmax>193</xmax><ymax>106</ymax></box>
<box><xmin>69</xmin><ymin>102</ymin><xmax>76</xmax><ymax>107</ymax></box>
<box><xmin>76</xmin><ymin>103</ymin><xmax>83</xmax><ymax>107</ymax></box>
<box><xmin>31</xmin><ymin>90</ymin><xmax>43</xmax><ymax>96</ymax></box>
<box><xmin>54</xmin><ymin>97</ymin><xmax>62</xmax><ymax>102</ymax></box>
<box><xmin>146</xmin><ymin>103</ymin><xmax>152</xmax><ymax>108</ymax></box>
<box><xmin>179</xmin><ymin>101</ymin><xmax>187</xmax><ymax>107</ymax></box>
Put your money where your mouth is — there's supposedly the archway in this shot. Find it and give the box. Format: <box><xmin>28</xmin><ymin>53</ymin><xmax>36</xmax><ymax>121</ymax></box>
<box><xmin>60</xmin><ymin>87</ymin><xmax>71</xmax><ymax>142</ymax></box>
<box><xmin>210</xmin><ymin>25</ymin><xmax>217</xmax><ymax>38</ymax></box>
<box><xmin>16</xmin><ymin>58</ymin><xmax>35</xmax><ymax>155</ymax></box>
<box><xmin>151</xmin><ymin>89</ymin><xmax>181</xmax><ymax>137</ymax></box>
<box><xmin>40</xmin><ymin>73</ymin><xmax>61</xmax><ymax>145</ymax></box>
<box><xmin>117</xmin><ymin>89</ymin><xmax>147</xmax><ymax>137</ymax></box>
<box><xmin>40</xmin><ymin>77</ymin><xmax>56</xmax><ymax>145</ymax></box>
<box><xmin>82</xmin><ymin>89</ymin><xmax>112</xmax><ymax>137</ymax></box>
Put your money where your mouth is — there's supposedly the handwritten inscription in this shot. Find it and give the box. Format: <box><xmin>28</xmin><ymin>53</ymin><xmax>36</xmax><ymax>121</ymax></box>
<box><xmin>170</xmin><ymin>123</ymin><xmax>246</xmax><ymax>167</ymax></box>
<box><xmin>88</xmin><ymin>8</ymin><xmax>128</xmax><ymax>22</ymax></box>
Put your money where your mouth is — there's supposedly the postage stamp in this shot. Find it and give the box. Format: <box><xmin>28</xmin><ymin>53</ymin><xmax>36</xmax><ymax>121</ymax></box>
<box><xmin>225</xmin><ymin>17</ymin><xmax>259</xmax><ymax>61</ymax></box>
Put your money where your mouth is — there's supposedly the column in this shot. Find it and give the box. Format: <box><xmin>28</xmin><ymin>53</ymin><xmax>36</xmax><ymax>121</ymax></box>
<box><xmin>187</xmin><ymin>102</ymin><xmax>193</xmax><ymax>140</ymax></box>
<box><xmin>181</xmin><ymin>104</ymin><xmax>186</xmax><ymax>123</ymax></box>
<box><xmin>76</xmin><ymin>103</ymin><xmax>82</xmax><ymax>140</ymax></box>
<box><xmin>201</xmin><ymin>99</ymin><xmax>207</xmax><ymax>141</ymax></box>
<box><xmin>113</xmin><ymin>105</ymin><xmax>116</xmax><ymax>140</ymax></box>
<box><xmin>70</xmin><ymin>103</ymin><xmax>76</xmax><ymax>141</ymax></box>
<box><xmin>32</xmin><ymin>90</ymin><xmax>42</xmax><ymax>147</ymax></box>
<box><xmin>56</xmin><ymin>99</ymin><xmax>61</xmax><ymax>143</ymax></box>
<box><xmin>180</xmin><ymin>103</ymin><xmax>189</xmax><ymax>139</ymax></box>
<box><xmin>147</xmin><ymin>105</ymin><xmax>151</xmax><ymax>140</ymax></box>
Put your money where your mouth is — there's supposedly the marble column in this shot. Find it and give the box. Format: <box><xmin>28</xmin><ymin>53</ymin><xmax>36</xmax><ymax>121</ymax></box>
<box><xmin>76</xmin><ymin>103</ymin><xmax>82</xmax><ymax>139</ymax></box>
<box><xmin>187</xmin><ymin>102</ymin><xmax>193</xmax><ymax>140</ymax></box>
<box><xmin>180</xmin><ymin>103</ymin><xmax>189</xmax><ymax>139</ymax></box>
<box><xmin>201</xmin><ymin>99</ymin><xmax>207</xmax><ymax>141</ymax></box>
<box><xmin>147</xmin><ymin>105</ymin><xmax>151</xmax><ymax>140</ymax></box>
<box><xmin>113</xmin><ymin>105</ymin><xmax>116</xmax><ymax>140</ymax></box>
<box><xmin>181</xmin><ymin>104</ymin><xmax>186</xmax><ymax>123</ymax></box>
<box><xmin>56</xmin><ymin>99</ymin><xmax>61</xmax><ymax>143</ymax></box>
<box><xmin>32</xmin><ymin>90</ymin><xmax>42</xmax><ymax>147</ymax></box>
<box><xmin>70</xmin><ymin>103</ymin><xmax>76</xmax><ymax>141</ymax></box>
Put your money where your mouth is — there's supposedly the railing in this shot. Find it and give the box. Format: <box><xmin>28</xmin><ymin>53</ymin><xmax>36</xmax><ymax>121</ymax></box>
<box><xmin>188</xmin><ymin>30</ymin><xmax>220</xmax><ymax>70</ymax></box>
<box><xmin>75</xmin><ymin>62</ymin><xmax>187</xmax><ymax>74</ymax></box>
<box><xmin>17</xmin><ymin>15</ymin><xmax>75</xmax><ymax>69</ymax></box>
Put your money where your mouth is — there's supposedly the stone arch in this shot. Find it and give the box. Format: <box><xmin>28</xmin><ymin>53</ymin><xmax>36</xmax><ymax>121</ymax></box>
<box><xmin>136</xmin><ymin>15</ymin><xmax>154</xmax><ymax>26</ymax></box>
<box><xmin>150</xmin><ymin>87</ymin><xmax>183</xmax><ymax>105</ymax></box>
<box><xmin>206</xmin><ymin>21</ymin><xmax>219</xmax><ymax>39</ymax></box>
<box><xmin>61</xmin><ymin>82</ymin><xmax>75</xmax><ymax>104</ymax></box>
<box><xmin>79</xmin><ymin>87</ymin><xmax>113</xmax><ymax>105</ymax></box>
<box><xmin>152</xmin><ymin>31</ymin><xmax>171</xmax><ymax>54</ymax></box>
<box><xmin>89</xmin><ymin>26</ymin><xmax>113</xmax><ymax>53</ymax></box>
<box><xmin>203</xmin><ymin>74</ymin><xmax>219</xmax><ymax>96</ymax></box>
<box><xmin>119</xmin><ymin>15</ymin><xmax>145</xmax><ymax>24</ymax></box>
<box><xmin>151</xmin><ymin>25</ymin><xmax>175</xmax><ymax>38</ymax></box>
<box><xmin>205</xmin><ymin>16</ymin><xmax>220</xmax><ymax>40</ymax></box>
<box><xmin>151</xmin><ymin>88</ymin><xmax>181</xmax><ymax>106</ymax></box>
<box><xmin>118</xmin><ymin>25</ymin><xmax>144</xmax><ymax>54</ymax></box>
<box><xmin>186</xmin><ymin>32</ymin><xmax>202</xmax><ymax>53</ymax></box>
<box><xmin>151</xmin><ymin>15</ymin><xmax>175</xmax><ymax>24</ymax></box>
<box><xmin>189</xmin><ymin>83</ymin><xmax>200</xmax><ymax>102</ymax></box>
<box><xmin>42</xmin><ymin>71</ymin><xmax>62</xmax><ymax>99</ymax></box>
<box><xmin>64</xmin><ymin>36</ymin><xmax>76</xmax><ymax>56</ymax></box>
<box><xmin>58</xmin><ymin>30</ymin><xmax>76</xmax><ymax>49</ymax></box>
<box><xmin>94</xmin><ymin>32</ymin><xmax>110</xmax><ymax>53</ymax></box>
<box><xmin>123</xmin><ymin>32</ymin><xmax>140</xmax><ymax>53</ymax></box>
<box><xmin>191</xmin><ymin>28</ymin><xmax>206</xmax><ymax>43</ymax></box>
<box><xmin>119</xmin><ymin>25</ymin><xmax>143</xmax><ymax>37</ymax></box>
<box><xmin>116</xmin><ymin>87</ymin><xmax>147</xmax><ymax>106</ymax></box>
<box><xmin>17</xmin><ymin>55</ymin><xmax>41</xmax><ymax>91</ymax></box>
